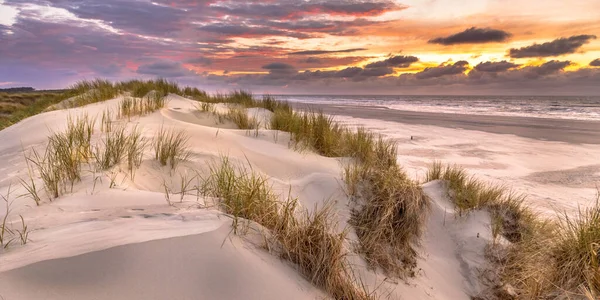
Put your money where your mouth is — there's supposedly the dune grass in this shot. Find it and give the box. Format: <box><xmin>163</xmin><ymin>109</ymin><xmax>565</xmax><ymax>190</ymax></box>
<box><xmin>348</xmin><ymin>138</ymin><xmax>428</xmax><ymax>278</ymax></box>
<box><xmin>118</xmin><ymin>92</ymin><xmax>166</xmax><ymax>120</ymax></box>
<box><xmin>116</xmin><ymin>78</ymin><xmax>183</xmax><ymax>98</ymax></box>
<box><xmin>425</xmin><ymin>163</ymin><xmax>534</xmax><ymax>235</ymax></box>
<box><xmin>202</xmin><ymin>156</ymin><xmax>280</xmax><ymax>233</ymax></box>
<box><xmin>25</xmin><ymin>114</ymin><xmax>96</xmax><ymax>198</ymax></box>
<box><xmin>270</xmin><ymin>108</ymin><xmax>346</xmax><ymax>155</ymax></box>
<box><xmin>1</xmin><ymin>186</ymin><xmax>14</xmax><ymax>248</ymax></box>
<box><xmin>153</xmin><ymin>127</ymin><xmax>190</xmax><ymax>169</ymax></box>
<box><xmin>0</xmin><ymin>91</ymin><xmax>67</xmax><ymax>130</ymax></box>
<box><xmin>201</xmin><ymin>156</ymin><xmax>375</xmax><ymax>299</ymax></box>
<box><xmin>225</xmin><ymin>107</ymin><xmax>259</xmax><ymax>130</ymax></box>
<box><xmin>268</xmin><ymin>98</ymin><xmax>430</xmax><ymax>279</ymax></box>
<box><xmin>94</xmin><ymin>125</ymin><xmax>130</xmax><ymax>170</ymax></box>
<box><xmin>68</xmin><ymin>79</ymin><xmax>119</xmax><ymax>107</ymax></box>
<box><xmin>425</xmin><ymin>162</ymin><xmax>600</xmax><ymax>298</ymax></box>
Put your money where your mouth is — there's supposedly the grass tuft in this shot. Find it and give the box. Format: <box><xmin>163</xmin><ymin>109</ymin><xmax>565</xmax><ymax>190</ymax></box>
<box><xmin>201</xmin><ymin>157</ymin><xmax>375</xmax><ymax>299</ymax></box>
<box><xmin>153</xmin><ymin>127</ymin><xmax>190</xmax><ymax>169</ymax></box>
<box><xmin>226</xmin><ymin>107</ymin><xmax>259</xmax><ymax>130</ymax></box>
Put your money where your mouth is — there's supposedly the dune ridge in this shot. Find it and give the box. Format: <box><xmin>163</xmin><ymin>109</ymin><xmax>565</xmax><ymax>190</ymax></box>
<box><xmin>0</xmin><ymin>80</ymin><xmax>598</xmax><ymax>300</ymax></box>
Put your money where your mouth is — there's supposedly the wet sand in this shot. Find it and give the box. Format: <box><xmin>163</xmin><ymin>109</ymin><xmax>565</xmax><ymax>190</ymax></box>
<box><xmin>294</xmin><ymin>103</ymin><xmax>600</xmax><ymax>144</ymax></box>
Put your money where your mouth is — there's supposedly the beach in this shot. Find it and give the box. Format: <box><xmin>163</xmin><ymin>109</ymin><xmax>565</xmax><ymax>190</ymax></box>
<box><xmin>295</xmin><ymin>102</ymin><xmax>600</xmax><ymax>144</ymax></box>
<box><xmin>0</xmin><ymin>89</ymin><xmax>599</xmax><ymax>299</ymax></box>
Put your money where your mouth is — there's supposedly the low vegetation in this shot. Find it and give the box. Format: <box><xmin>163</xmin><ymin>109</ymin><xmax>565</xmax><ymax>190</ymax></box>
<box><xmin>194</xmin><ymin>90</ymin><xmax>429</xmax><ymax>279</ymax></box>
<box><xmin>426</xmin><ymin>162</ymin><xmax>600</xmax><ymax>299</ymax></box>
<box><xmin>0</xmin><ymin>186</ymin><xmax>30</xmax><ymax>249</ymax></box>
<box><xmin>0</xmin><ymin>91</ymin><xmax>67</xmax><ymax>130</ymax></box>
<box><xmin>225</xmin><ymin>107</ymin><xmax>259</xmax><ymax>129</ymax></box>
<box><xmin>153</xmin><ymin>127</ymin><xmax>190</xmax><ymax>169</ymax></box>
<box><xmin>201</xmin><ymin>157</ymin><xmax>374</xmax><ymax>300</ymax></box>
<box><xmin>118</xmin><ymin>91</ymin><xmax>166</xmax><ymax>120</ymax></box>
<box><xmin>11</xmin><ymin>79</ymin><xmax>600</xmax><ymax>299</ymax></box>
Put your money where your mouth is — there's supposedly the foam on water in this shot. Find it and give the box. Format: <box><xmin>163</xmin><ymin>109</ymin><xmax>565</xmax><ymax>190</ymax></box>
<box><xmin>271</xmin><ymin>95</ymin><xmax>600</xmax><ymax>121</ymax></box>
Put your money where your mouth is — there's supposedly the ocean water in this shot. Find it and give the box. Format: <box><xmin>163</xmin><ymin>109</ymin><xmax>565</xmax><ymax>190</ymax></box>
<box><xmin>271</xmin><ymin>95</ymin><xmax>600</xmax><ymax>121</ymax></box>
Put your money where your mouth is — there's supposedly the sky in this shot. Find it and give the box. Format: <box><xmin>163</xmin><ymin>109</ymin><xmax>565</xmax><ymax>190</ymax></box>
<box><xmin>1</xmin><ymin>0</ymin><xmax>600</xmax><ymax>95</ymax></box>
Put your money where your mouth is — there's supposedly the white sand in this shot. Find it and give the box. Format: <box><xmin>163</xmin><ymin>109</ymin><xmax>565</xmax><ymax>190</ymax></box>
<box><xmin>0</xmin><ymin>93</ymin><xmax>586</xmax><ymax>299</ymax></box>
<box><xmin>336</xmin><ymin>115</ymin><xmax>600</xmax><ymax>217</ymax></box>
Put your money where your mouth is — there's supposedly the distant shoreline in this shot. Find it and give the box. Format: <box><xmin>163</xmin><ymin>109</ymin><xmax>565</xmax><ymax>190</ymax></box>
<box><xmin>294</xmin><ymin>102</ymin><xmax>600</xmax><ymax>144</ymax></box>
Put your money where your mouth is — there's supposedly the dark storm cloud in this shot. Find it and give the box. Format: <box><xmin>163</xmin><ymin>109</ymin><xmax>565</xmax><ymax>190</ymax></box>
<box><xmin>137</xmin><ymin>61</ymin><xmax>192</xmax><ymax>77</ymax></box>
<box><xmin>474</xmin><ymin>61</ymin><xmax>520</xmax><ymax>72</ymax></box>
<box><xmin>289</xmin><ymin>48</ymin><xmax>367</xmax><ymax>55</ymax></box>
<box><xmin>428</xmin><ymin>27</ymin><xmax>511</xmax><ymax>45</ymax></box>
<box><xmin>415</xmin><ymin>61</ymin><xmax>469</xmax><ymax>79</ymax></box>
<box><xmin>364</xmin><ymin>55</ymin><xmax>419</xmax><ymax>68</ymax></box>
<box><xmin>509</xmin><ymin>35</ymin><xmax>597</xmax><ymax>58</ymax></box>
<box><xmin>590</xmin><ymin>59</ymin><xmax>600</xmax><ymax>67</ymax></box>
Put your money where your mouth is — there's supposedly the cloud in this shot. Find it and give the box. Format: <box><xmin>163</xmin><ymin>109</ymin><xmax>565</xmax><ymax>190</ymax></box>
<box><xmin>301</xmin><ymin>57</ymin><xmax>323</xmax><ymax>64</ymax></box>
<box><xmin>415</xmin><ymin>61</ymin><xmax>469</xmax><ymax>79</ymax></box>
<box><xmin>262</xmin><ymin>62</ymin><xmax>297</xmax><ymax>75</ymax></box>
<box><xmin>289</xmin><ymin>48</ymin><xmax>367</xmax><ymax>55</ymax></box>
<box><xmin>590</xmin><ymin>59</ymin><xmax>600</xmax><ymax>67</ymax></box>
<box><xmin>429</xmin><ymin>27</ymin><xmax>511</xmax><ymax>45</ymax></box>
<box><xmin>137</xmin><ymin>61</ymin><xmax>192</xmax><ymax>77</ymax></box>
<box><xmin>197</xmin><ymin>24</ymin><xmax>311</xmax><ymax>39</ymax></box>
<box><xmin>509</xmin><ymin>35</ymin><xmax>597</xmax><ymax>58</ymax></box>
<box><xmin>186</xmin><ymin>57</ymin><xmax>213</xmax><ymax>66</ymax></box>
<box><xmin>262</xmin><ymin>62</ymin><xmax>296</xmax><ymax>71</ymax></box>
<box><xmin>364</xmin><ymin>55</ymin><xmax>419</xmax><ymax>68</ymax></box>
<box><xmin>91</xmin><ymin>63</ymin><xmax>122</xmax><ymax>76</ymax></box>
<box><xmin>211</xmin><ymin>1</ymin><xmax>403</xmax><ymax>20</ymax></box>
<box><xmin>523</xmin><ymin>60</ymin><xmax>571</xmax><ymax>77</ymax></box>
<box><xmin>474</xmin><ymin>61</ymin><xmax>520</xmax><ymax>72</ymax></box>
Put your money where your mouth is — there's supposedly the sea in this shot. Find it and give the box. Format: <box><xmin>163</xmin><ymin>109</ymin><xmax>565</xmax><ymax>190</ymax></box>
<box><xmin>270</xmin><ymin>95</ymin><xmax>600</xmax><ymax>121</ymax></box>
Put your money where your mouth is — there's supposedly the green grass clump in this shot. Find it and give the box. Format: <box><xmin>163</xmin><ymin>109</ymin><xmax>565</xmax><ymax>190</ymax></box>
<box><xmin>116</xmin><ymin>78</ymin><xmax>182</xmax><ymax>98</ymax></box>
<box><xmin>125</xmin><ymin>127</ymin><xmax>147</xmax><ymax>177</ymax></box>
<box><xmin>553</xmin><ymin>205</ymin><xmax>600</xmax><ymax>293</ymax></box>
<box><xmin>68</xmin><ymin>79</ymin><xmax>119</xmax><ymax>107</ymax></box>
<box><xmin>422</xmin><ymin>162</ymin><xmax>600</xmax><ymax>298</ymax></box>
<box><xmin>270</xmin><ymin>109</ymin><xmax>345</xmax><ymax>156</ymax></box>
<box><xmin>26</xmin><ymin>114</ymin><xmax>96</xmax><ymax>198</ymax></box>
<box><xmin>201</xmin><ymin>157</ymin><xmax>374</xmax><ymax>300</ymax></box>
<box><xmin>271</xmin><ymin>102</ymin><xmax>429</xmax><ymax>279</ymax></box>
<box><xmin>349</xmin><ymin>138</ymin><xmax>428</xmax><ymax>278</ymax></box>
<box><xmin>94</xmin><ymin>125</ymin><xmax>129</xmax><ymax>170</ymax></box>
<box><xmin>118</xmin><ymin>92</ymin><xmax>166</xmax><ymax>120</ymax></box>
<box><xmin>153</xmin><ymin>127</ymin><xmax>190</xmax><ymax>169</ymax></box>
<box><xmin>202</xmin><ymin>156</ymin><xmax>280</xmax><ymax>232</ymax></box>
<box><xmin>226</xmin><ymin>107</ymin><xmax>259</xmax><ymax>129</ymax></box>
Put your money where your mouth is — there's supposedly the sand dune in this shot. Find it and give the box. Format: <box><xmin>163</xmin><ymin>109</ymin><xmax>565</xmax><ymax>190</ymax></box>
<box><xmin>0</xmin><ymin>93</ymin><xmax>563</xmax><ymax>299</ymax></box>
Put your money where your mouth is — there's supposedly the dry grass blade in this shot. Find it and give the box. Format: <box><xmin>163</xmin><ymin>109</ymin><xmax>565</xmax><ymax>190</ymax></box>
<box><xmin>94</xmin><ymin>125</ymin><xmax>129</xmax><ymax>170</ymax></box>
<box><xmin>153</xmin><ymin>126</ymin><xmax>190</xmax><ymax>169</ymax></box>
<box><xmin>202</xmin><ymin>157</ymin><xmax>375</xmax><ymax>299</ymax></box>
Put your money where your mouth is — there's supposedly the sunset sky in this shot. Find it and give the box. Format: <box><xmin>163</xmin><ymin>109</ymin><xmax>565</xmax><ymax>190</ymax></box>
<box><xmin>1</xmin><ymin>0</ymin><xmax>600</xmax><ymax>94</ymax></box>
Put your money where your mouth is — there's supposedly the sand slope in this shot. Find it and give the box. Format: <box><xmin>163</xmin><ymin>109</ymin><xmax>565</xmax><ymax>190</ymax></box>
<box><xmin>0</xmin><ymin>94</ymin><xmax>500</xmax><ymax>299</ymax></box>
